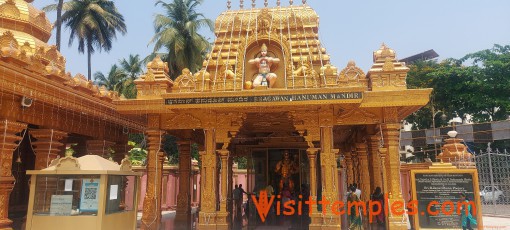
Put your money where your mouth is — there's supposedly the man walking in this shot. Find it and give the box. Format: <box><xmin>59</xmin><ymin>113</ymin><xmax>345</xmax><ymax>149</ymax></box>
<box><xmin>233</xmin><ymin>184</ymin><xmax>241</xmax><ymax>220</ymax></box>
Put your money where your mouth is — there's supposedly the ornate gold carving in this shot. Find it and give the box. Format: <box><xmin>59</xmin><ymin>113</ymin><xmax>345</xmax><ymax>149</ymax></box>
<box><xmin>165</xmin><ymin>113</ymin><xmax>202</xmax><ymax>129</ymax></box>
<box><xmin>337</xmin><ymin>60</ymin><xmax>367</xmax><ymax>88</ymax></box>
<box><xmin>382</xmin><ymin>57</ymin><xmax>395</xmax><ymax>71</ymax></box>
<box><xmin>147</xmin><ymin>115</ymin><xmax>160</xmax><ymax>129</ymax></box>
<box><xmin>135</xmin><ymin>56</ymin><xmax>173</xmax><ymax>98</ymax></box>
<box><xmin>368</xmin><ymin>43</ymin><xmax>409</xmax><ymax>91</ymax></box>
<box><xmin>336</xmin><ymin>107</ymin><xmax>377</xmax><ymax>124</ymax></box>
<box><xmin>383</xmin><ymin>107</ymin><xmax>399</xmax><ymax>123</ymax></box>
<box><xmin>0</xmin><ymin>0</ymin><xmax>21</xmax><ymax>19</ymax></box>
<box><xmin>20</xmin><ymin>41</ymin><xmax>32</xmax><ymax>54</ymax></box>
<box><xmin>174</xmin><ymin>68</ymin><xmax>196</xmax><ymax>92</ymax></box>
<box><xmin>0</xmin><ymin>31</ymin><xmax>18</xmax><ymax>49</ymax></box>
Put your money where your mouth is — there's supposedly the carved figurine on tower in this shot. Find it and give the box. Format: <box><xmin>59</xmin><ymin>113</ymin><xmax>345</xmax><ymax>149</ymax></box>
<box><xmin>275</xmin><ymin>150</ymin><xmax>299</xmax><ymax>192</ymax></box>
<box><xmin>248</xmin><ymin>43</ymin><xmax>280</xmax><ymax>88</ymax></box>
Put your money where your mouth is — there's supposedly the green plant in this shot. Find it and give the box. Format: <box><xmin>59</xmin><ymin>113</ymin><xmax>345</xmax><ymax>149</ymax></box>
<box><xmin>128</xmin><ymin>147</ymin><xmax>147</xmax><ymax>166</ymax></box>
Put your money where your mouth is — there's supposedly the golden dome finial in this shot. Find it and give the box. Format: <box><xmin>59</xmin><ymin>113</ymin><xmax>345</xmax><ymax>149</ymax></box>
<box><xmin>264</xmin><ymin>0</ymin><xmax>268</xmax><ymax>7</ymax></box>
<box><xmin>289</xmin><ymin>0</ymin><xmax>293</xmax><ymax>5</ymax></box>
<box><xmin>252</xmin><ymin>0</ymin><xmax>255</xmax><ymax>8</ymax></box>
<box><xmin>227</xmin><ymin>0</ymin><xmax>231</xmax><ymax>9</ymax></box>
<box><xmin>277</xmin><ymin>0</ymin><xmax>281</xmax><ymax>6</ymax></box>
<box><xmin>240</xmin><ymin>0</ymin><xmax>244</xmax><ymax>9</ymax></box>
<box><xmin>261</xmin><ymin>43</ymin><xmax>268</xmax><ymax>52</ymax></box>
<box><xmin>302</xmin><ymin>0</ymin><xmax>307</xmax><ymax>5</ymax></box>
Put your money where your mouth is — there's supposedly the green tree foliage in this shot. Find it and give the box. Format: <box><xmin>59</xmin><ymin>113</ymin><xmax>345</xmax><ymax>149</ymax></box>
<box><xmin>120</xmin><ymin>54</ymin><xmax>144</xmax><ymax>80</ymax></box>
<box><xmin>93</xmin><ymin>64</ymin><xmax>128</xmax><ymax>93</ymax></box>
<box><xmin>60</xmin><ymin>0</ymin><xmax>127</xmax><ymax>80</ymax></box>
<box><xmin>94</xmin><ymin>54</ymin><xmax>143</xmax><ymax>99</ymax></box>
<box><xmin>234</xmin><ymin>156</ymin><xmax>247</xmax><ymax>169</ymax></box>
<box><xmin>406</xmin><ymin>44</ymin><xmax>510</xmax><ymax>130</ymax></box>
<box><xmin>149</xmin><ymin>0</ymin><xmax>214</xmax><ymax>79</ymax></box>
<box><xmin>459</xmin><ymin>44</ymin><xmax>510</xmax><ymax>122</ymax></box>
<box><xmin>128</xmin><ymin>147</ymin><xmax>147</xmax><ymax>166</ymax></box>
<box><xmin>118</xmin><ymin>54</ymin><xmax>143</xmax><ymax>98</ymax></box>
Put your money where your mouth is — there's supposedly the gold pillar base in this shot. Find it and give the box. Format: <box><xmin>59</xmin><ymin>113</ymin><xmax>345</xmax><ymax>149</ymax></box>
<box><xmin>387</xmin><ymin>197</ymin><xmax>408</xmax><ymax>230</ymax></box>
<box><xmin>140</xmin><ymin>197</ymin><xmax>161</xmax><ymax>230</ymax></box>
<box><xmin>311</xmin><ymin>214</ymin><xmax>341</xmax><ymax>230</ymax></box>
<box><xmin>309</xmin><ymin>213</ymin><xmax>324</xmax><ymax>229</ymax></box>
<box><xmin>321</xmin><ymin>214</ymin><xmax>342</xmax><ymax>230</ymax></box>
<box><xmin>197</xmin><ymin>212</ymin><xmax>217</xmax><ymax>230</ymax></box>
<box><xmin>215</xmin><ymin>212</ymin><xmax>229</xmax><ymax>229</ymax></box>
<box><xmin>388</xmin><ymin>216</ymin><xmax>408</xmax><ymax>230</ymax></box>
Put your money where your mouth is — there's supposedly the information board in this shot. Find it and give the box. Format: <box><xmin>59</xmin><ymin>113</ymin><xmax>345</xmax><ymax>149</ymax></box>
<box><xmin>50</xmin><ymin>195</ymin><xmax>73</xmax><ymax>216</ymax></box>
<box><xmin>413</xmin><ymin>172</ymin><xmax>478</xmax><ymax>229</ymax></box>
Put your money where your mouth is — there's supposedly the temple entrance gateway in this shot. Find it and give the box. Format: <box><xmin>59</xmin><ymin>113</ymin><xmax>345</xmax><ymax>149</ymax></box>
<box><xmin>244</xmin><ymin>149</ymin><xmax>310</xmax><ymax>229</ymax></box>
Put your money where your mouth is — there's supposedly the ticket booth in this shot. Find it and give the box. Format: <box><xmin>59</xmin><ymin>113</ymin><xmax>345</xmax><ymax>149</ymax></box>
<box><xmin>25</xmin><ymin>155</ymin><xmax>141</xmax><ymax>230</ymax></box>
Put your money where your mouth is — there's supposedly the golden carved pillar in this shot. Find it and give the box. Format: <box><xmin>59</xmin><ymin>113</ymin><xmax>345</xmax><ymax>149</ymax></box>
<box><xmin>308</xmin><ymin>146</ymin><xmax>322</xmax><ymax>229</ymax></box>
<box><xmin>86</xmin><ymin>140</ymin><xmax>115</xmax><ymax>157</ymax></box>
<box><xmin>175</xmin><ymin>139</ymin><xmax>192</xmax><ymax>229</ymax></box>
<box><xmin>0</xmin><ymin>120</ymin><xmax>26</xmax><ymax>230</ymax></box>
<box><xmin>344</xmin><ymin>151</ymin><xmax>353</xmax><ymax>186</ymax></box>
<box><xmin>30</xmin><ymin>129</ymin><xmax>67</xmax><ymax>170</ymax></box>
<box><xmin>382</xmin><ymin>123</ymin><xmax>407</xmax><ymax>230</ymax></box>
<box><xmin>351</xmin><ymin>148</ymin><xmax>359</xmax><ymax>184</ymax></box>
<box><xmin>215</xmin><ymin>142</ymin><xmax>230</xmax><ymax>229</ymax></box>
<box><xmin>379</xmin><ymin>147</ymin><xmax>388</xmax><ymax>194</ymax></box>
<box><xmin>317</xmin><ymin>126</ymin><xmax>341</xmax><ymax>229</ymax></box>
<box><xmin>227</xmin><ymin>153</ymin><xmax>234</xmax><ymax>223</ymax></box>
<box><xmin>306</xmin><ymin>148</ymin><xmax>319</xmax><ymax>203</ymax></box>
<box><xmin>356</xmin><ymin>142</ymin><xmax>370</xmax><ymax>202</ymax></box>
<box><xmin>368</xmin><ymin>135</ymin><xmax>383</xmax><ymax>191</ymax></box>
<box><xmin>198</xmin><ymin>129</ymin><xmax>219</xmax><ymax>230</ymax></box>
<box><xmin>140</xmin><ymin>129</ymin><xmax>165</xmax><ymax>230</ymax></box>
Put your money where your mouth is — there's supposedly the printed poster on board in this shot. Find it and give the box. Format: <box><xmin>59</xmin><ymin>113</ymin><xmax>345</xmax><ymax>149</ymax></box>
<box><xmin>80</xmin><ymin>178</ymin><xmax>100</xmax><ymax>212</ymax></box>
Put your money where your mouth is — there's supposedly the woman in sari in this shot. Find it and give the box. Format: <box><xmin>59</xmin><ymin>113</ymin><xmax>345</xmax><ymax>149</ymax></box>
<box><xmin>347</xmin><ymin>185</ymin><xmax>363</xmax><ymax>230</ymax></box>
<box><xmin>460</xmin><ymin>193</ymin><xmax>477</xmax><ymax>230</ymax></box>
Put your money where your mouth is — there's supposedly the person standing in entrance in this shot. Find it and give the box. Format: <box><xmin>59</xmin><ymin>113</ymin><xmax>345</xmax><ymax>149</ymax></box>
<box><xmin>238</xmin><ymin>184</ymin><xmax>248</xmax><ymax>218</ymax></box>
<box><xmin>233</xmin><ymin>185</ymin><xmax>241</xmax><ymax>220</ymax></box>
<box><xmin>348</xmin><ymin>185</ymin><xmax>363</xmax><ymax>230</ymax></box>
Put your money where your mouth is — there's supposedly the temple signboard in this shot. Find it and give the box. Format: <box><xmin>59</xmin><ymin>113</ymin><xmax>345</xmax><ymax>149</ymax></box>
<box><xmin>165</xmin><ymin>92</ymin><xmax>362</xmax><ymax>106</ymax></box>
<box><xmin>410</xmin><ymin>168</ymin><xmax>482</xmax><ymax>230</ymax></box>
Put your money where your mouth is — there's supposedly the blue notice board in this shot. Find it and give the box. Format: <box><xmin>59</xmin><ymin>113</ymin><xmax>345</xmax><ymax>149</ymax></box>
<box><xmin>80</xmin><ymin>179</ymin><xmax>100</xmax><ymax>212</ymax></box>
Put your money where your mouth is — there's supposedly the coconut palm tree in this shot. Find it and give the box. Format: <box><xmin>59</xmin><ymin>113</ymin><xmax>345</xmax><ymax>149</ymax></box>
<box><xmin>149</xmin><ymin>0</ymin><xmax>214</xmax><ymax>79</ymax></box>
<box><xmin>94</xmin><ymin>64</ymin><xmax>127</xmax><ymax>93</ymax></box>
<box><xmin>118</xmin><ymin>54</ymin><xmax>143</xmax><ymax>99</ymax></box>
<box><xmin>43</xmin><ymin>0</ymin><xmax>67</xmax><ymax>51</ymax></box>
<box><xmin>119</xmin><ymin>54</ymin><xmax>143</xmax><ymax>80</ymax></box>
<box><xmin>61</xmin><ymin>0</ymin><xmax>127</xmax><ymax>80</ymax></box>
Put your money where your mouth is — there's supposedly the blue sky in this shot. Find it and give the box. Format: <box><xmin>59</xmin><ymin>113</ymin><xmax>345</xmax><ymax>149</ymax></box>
<box><xmin>34</xmin><ymin>0</ymin><xmax>510</xmax><ymax>78</ymax></box>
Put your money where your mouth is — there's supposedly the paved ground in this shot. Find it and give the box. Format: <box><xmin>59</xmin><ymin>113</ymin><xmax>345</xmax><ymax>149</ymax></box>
<box><xmin>136</xmin><ymin>211</ymin><xmax>510</xmax><ymax>229</ymax></box>
<box><xmin>482</xmin><ymin>216</ymin><xmax>510</xmax><ymax>229</ymax></box>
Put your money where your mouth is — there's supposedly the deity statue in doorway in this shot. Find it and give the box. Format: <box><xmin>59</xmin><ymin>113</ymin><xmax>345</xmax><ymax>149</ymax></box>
<box><xmin>248</xmin><ymin>43</ymin><xmax>280</xmax><ymax>88</ymax></box>
<box><xmin>275</xmin><ymin>150</ymin><xmax>299</xmax><ymax>192</ymax></box>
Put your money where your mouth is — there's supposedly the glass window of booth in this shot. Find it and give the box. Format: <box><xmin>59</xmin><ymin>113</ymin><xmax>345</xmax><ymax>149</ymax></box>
<box><xmin>33</xmin><ymin>175</ymin><xmax>100</xmax><ymax>216</ymax></box>
<box><xmin>105</xmin><ymin>175</ymin><xmax>137</xmax><ymax>214</ymax></box>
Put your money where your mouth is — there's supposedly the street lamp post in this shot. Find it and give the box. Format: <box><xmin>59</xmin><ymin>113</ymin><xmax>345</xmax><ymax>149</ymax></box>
<box><xmin>431</xmin><ymin>106</ymin><xmax>447</xmax><ymax>157</ymax></box>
